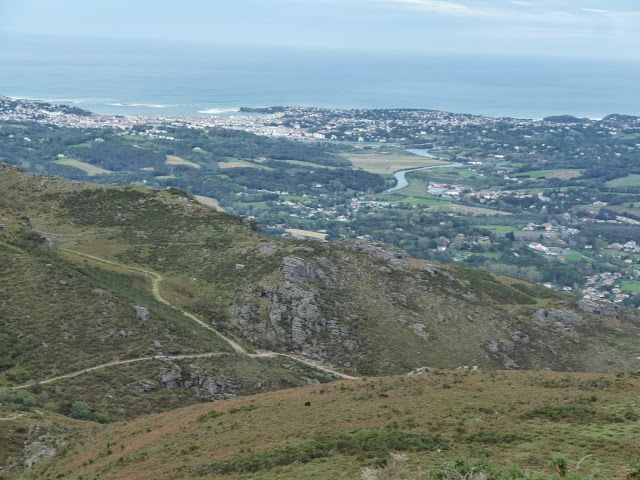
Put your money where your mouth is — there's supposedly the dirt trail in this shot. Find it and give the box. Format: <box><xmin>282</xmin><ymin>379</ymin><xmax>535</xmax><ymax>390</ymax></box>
<box><xmin>27</xmin><ymin>249</ymin><xmax>359</xmax><ymax>384</ymax></box>
<box><xmin>15</xmin><ymin>353</ymin><xmax>228</xmax><ymax>390</ymax></box>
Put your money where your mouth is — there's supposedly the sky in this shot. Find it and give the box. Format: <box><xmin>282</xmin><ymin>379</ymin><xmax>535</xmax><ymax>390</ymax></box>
<box><xmin>0</xmin><ymin>0</ymin><xmax>639</xmax><ymax>60</ymax></box>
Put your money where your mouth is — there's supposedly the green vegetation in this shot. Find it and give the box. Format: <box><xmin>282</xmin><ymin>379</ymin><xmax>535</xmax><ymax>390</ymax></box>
<box><xmin>20</xmin><ymin>370</ymin><xmax>640</xmax><ymax>479</ymax></box>
<box><xmin>607</xmin><ymin>175</ymin><xmax>640</xmax><ymax>187</ymax></box>
<box><xmin>203</xmin><ymin>430</ymin><xmax>442</xmax><ymax>474</ymax></box>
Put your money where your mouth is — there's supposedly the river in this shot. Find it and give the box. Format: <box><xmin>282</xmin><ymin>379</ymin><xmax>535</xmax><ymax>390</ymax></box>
<box><xmin>383</xmin><ymin>148</ymin><xmax>464</xmax><ymax>194</ymax></box>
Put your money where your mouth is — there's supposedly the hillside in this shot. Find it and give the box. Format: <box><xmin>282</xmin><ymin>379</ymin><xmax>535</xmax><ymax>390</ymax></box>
<box><xmin>8</xmin><ymin>369</ymin><xmax>640</xmax><ymax>479</ymax></box>
<box><xmin>1</xmin><ymin>162</ymin><xmax>640</xmax><ymax>423</ymax></box>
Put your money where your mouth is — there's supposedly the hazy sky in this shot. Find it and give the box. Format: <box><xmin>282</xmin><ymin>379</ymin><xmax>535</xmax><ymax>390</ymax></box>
<box><xmin>1</xmin><ymin>0</ymin><xmax>639</xmax><ymax>59</ymax></box>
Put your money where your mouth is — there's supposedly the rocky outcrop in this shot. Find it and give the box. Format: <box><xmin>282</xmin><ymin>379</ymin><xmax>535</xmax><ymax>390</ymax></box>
<box><xmin>337</xmin><ymin>239</ymin><xmax>409</xmax><ymax>269</ymax></box>
<box><xmin>160</xmin><ymin>366</ymin><xmax>183</xmax><ymax>390</ymax></box>
<box><xmin>578</xmin><ymin>299</ymin><xmax>618</xmax><ymax>317</ymax></box>
<box><xmin>158</xmin><ymin>363</ymin><xmax>238</xmax><ymax>399</ymax></box>
<box><xmin>279</xmin><ymin>256</ymin><xmax>337</xmax><ymax>288</ymax></box>
<box><xmin>279</xmin><ymin>256</ymin><xmax>319</xmax><ymax>284</ymax></box>
<box><xmin>23</xmin><ymin>435</ymin><xmax>62</xmax><ymax>469</ymax></box>
<box><xmin>532</xmin><ymin>309</ymin><xmax>584</xmax><ymax>325</ymax></box>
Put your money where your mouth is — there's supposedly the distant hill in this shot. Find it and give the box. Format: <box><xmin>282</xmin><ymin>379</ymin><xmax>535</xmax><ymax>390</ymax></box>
<box><xmin>542</xmin><ymin>115</ymin><xmax>588</xmax><ymax>124</ymax></box>
<box><xmin>602</xmin><ymin>113</ymin><xmax>640</xmax><ymax>123</ymax></box>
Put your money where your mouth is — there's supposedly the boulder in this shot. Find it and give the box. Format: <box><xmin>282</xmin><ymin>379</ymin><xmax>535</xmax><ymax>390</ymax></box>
<box><xmin>134</xmin><ymin>306</ymin><xmax>150</xmax><ymax>321</ymax></box>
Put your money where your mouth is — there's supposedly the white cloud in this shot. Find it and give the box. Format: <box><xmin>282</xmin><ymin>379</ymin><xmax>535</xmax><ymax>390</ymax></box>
<box><xmin>510</xmin><ymin>1</ymin><xmax>533</xmax><ymax>6</ymax></box>
<box><xmin>582</xmin><ymin>8</ymin><xmax>611</xmax><ymax>14</ymax></box>
<box><xmin>392</xmin><ymin>0</ymin><xmax>493</xmax><ymax>16</ymax></box>
<box><xmin>581</xmin><ymin>7</ymin><xmax>640</xmax><ymax>17</ymax></box>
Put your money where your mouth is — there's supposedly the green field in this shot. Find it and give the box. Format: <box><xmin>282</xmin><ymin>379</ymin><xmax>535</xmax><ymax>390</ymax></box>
<box><xmin>605</xmin><ymin>205</ymin><xmax>640</xmax><ymax>217</ymax></box>
<box><xmin>280</xmin><ymin>195</ymin><xmax>311</xmax><ymax>202</ymax></box>
<box><xmin>621</xmin><ymin>281</ymin><xmax>640</xmax><ymax>293</ymax></box>
<box><xmin>393</xmin><ymin>196</ymin><xmax>451</xmax><ymax>207</ymax></box>
<box><xmin>562</xmin><ymin>253</ymin><xmax>595</xmax><ymax>263</ymax></box>
<box><xmin>606</xmin><ymin>174</ymin><xmax>640</xmax><ymax>187</ymax></box>
<box><xmin>477</xmin><ymin>225</ymin><xmax>519</xmax><ymax>233</ymax></box>
<box><xmin>430</xmin><ymin>167</ymin><xmax>478</xmax><ymax>178</ymax></box>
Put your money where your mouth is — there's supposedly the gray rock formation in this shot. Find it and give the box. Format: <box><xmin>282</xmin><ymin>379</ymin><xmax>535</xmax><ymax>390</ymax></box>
<box><xmin>279</xmin><ymin>256</ymin><xmax>336</xmax><ymax>287</ymax></box>
<box><xmin>279</xmin><ymin>256</ymin><xmax>319</xmax><ymax>284</ymax></box>
<box><xmin>134</xmin><ymin>306</ymin><xmax>150</xmax><ymax>321</ymax></box>
<box><xmin>23</xmin><ymin>436</ymin><xmax>61</xmax><ymax>469</ymax></box>
<box><xmin>337</xmin><ymin>239</ymin><xmax>409</xmax><ymax>269</ymax></box>
<box><xmin>578</xmin><ymin>299</ymin><xmax>618</xmax><ymax>317</ymax></box>
<box><xmin>533</xmin><ymin>309</ymin><xmax>584</xmax><ymax>325</ymax></box>
<box><xmin>160</xmin><ymin>366</ymin><xmax>183</xmax><ymax>389</ymax></box>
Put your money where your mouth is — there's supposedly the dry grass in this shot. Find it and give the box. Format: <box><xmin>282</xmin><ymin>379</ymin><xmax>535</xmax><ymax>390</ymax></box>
<box><xmin>285</xmin><ymin>228</ymin><xmax>328</xmax><ymax>240</ymax></box>
<box><xmin>54</xmin><ymin>159</ymin><xmax>112</xmax><ymax>176</ymax></box>
<box><xmin>193</xmin><ymin>194</ymin><xmax>226</xmax><ymax>212</ymax></box>
<box><xmin>545</xmin><ymin>171</ymin><xmax>582</xmax><ymax>180</ymax></box>
<box><xmin>347</xmin><ymin>153</ymin><xmax>446</xmax><ymax>175</ymax></box>
<box><xmin>218</xmin><ymin>160</ymin><xmax>272</xmax><ymax>170</ymax></box>
<box><xmin>165</xmin><ymin>155</ymin><xmax>200</xmax><ymax>169</ymax></box>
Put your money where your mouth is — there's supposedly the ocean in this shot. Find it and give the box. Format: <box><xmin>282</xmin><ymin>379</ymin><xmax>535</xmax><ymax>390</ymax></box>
<box><xmin>1</xmin><ymin>38</ymin><xmax>639</xmax><ymax>119</ymax></box>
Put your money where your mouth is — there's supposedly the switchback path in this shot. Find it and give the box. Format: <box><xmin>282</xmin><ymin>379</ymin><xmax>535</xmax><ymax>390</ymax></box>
<box><xmin>17</xmin><ymin>248</ymin><xmax>358</xmax><ymax>386</ymax></box>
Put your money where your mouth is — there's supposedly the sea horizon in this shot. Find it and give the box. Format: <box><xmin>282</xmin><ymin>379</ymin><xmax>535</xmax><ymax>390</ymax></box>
<box><xmin>1</xmin><ymin>39</ymin><xmax>639</xmax><ymax>120</ymax></box>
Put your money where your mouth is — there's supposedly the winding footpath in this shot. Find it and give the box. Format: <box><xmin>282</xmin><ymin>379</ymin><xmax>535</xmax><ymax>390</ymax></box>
<box><xmin>15</xmin><ymin>249</ymin><xmax>358</xmax><ymax>389</ymax></box>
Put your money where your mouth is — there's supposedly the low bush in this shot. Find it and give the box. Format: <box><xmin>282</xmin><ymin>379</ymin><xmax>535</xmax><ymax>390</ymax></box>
<box><xmin>203</xmin><ymin>430</ymin><xmax>444</xmax><ymax>474</ymax></box>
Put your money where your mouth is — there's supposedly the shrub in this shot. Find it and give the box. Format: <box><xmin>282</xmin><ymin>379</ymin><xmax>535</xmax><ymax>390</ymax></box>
<box><xmin>521</xmin><ymin>405</ymin><xmax>594</xmax><ymax>423</ymax></box>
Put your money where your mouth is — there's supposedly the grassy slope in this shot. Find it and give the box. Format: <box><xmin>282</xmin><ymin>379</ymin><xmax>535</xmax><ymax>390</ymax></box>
<box><xmin>0</xmin><ymin>171</ymin><xmax>336</xmax><ymax>421</ymax></box>
<box><xmin>21</xmin><ymin>369</ymin><xmax>640</xmax><ymax>480</ymax></box>
<box><xmin>2</xmin><ymin>163</ymin><xmax>640</xmax><ymax>381</ymax></box>
<box><xmin>0</xmin><ymin>211</ymin><xmax>233</xmax><ymax>384</ymax></box>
